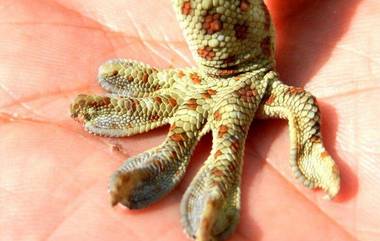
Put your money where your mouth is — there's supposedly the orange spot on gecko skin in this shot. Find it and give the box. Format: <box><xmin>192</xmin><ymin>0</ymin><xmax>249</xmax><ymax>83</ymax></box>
<box><xmin>197</xmin><ymin>46</ymin><xmax>215</xmax><ymax>60</ymax></box>
<box><xmin>203</xmin><ymin>13</ymin><xmax>222</xmax><ymax>34</ymax></box>
<box><xmin>207</xmin><ymin>89</ymin><xmax>217</xmax><ymax>95</ymax></box>
<box><xmin>178</xmin><ymin>70</ymin><xmax>185</xmax><ymax>79</ymax></box>
<box><xmin>218</xmin><ymin>125</ymin><xmax>229</xmax><ymax>138</ymax></box>
<box><xmin>201</xmin><ymin>89</ymin><xmax>217</xmax><ymax>99</ymax></box>
<box><xmin>234</xmin><ymin>23</ymin><xmax>249</xmax><ymax>40</ymax></box>
<box><xmin>170</xmin><ymin>133</ymin><xmax>185</xmax><ymax>142</ymax></box>
<box><xmin>238</xmin><ymin>86</ymin><xmax>257</xmax><ymax>101</ymax></box>
<box><xmin>239</xmin><ymin>0</ymin><xmax>251</xmax><ymax>12</ymax></box>
<box><xmin>127</xmin><ymin>76</ymin><xmax>134</xmax><ymax>82</ymax></box>
<box><xmin>265</xmin><ymin>95</ymin><xmax>276</xmax><ymax>105</ymax></box>
<box><xmin>320</xmin><ymin>151</ymin><xmax>330</xmax><ymax>159</ymax></box>
<box><xmin>289</xmin><ymin>87</ymin><xmax>304</xmax><ymax>94</ymax></box>
<box><xmin>190</xmin><ymin>73</ymin><xmax>202</xmax><ymax>84</ymax></box>
<box><xmin>211</xmin><ymin>167</ymin><xmax>224</xmax><ymax>177</ymax></box>
<box><xmin>186</xmin><ymin>98</ymin><xmax>198</xmax><ymax>110</ymax></box>
<box><xmin>150</xmin><ymin>114</ymin><xmax>160</xmax><ymax>121</ymax></box>
<box><xmin>142</xmin><ymin>73</ymin><xmax>149</xmax><ymax>83</ymax></box>
<box><xmin>181</xmin><ymin>1</ymin><xmax>192</xmax><ymax>15</ymax></box>
<box><xmin>155</xmin><ymin>96</ymin><xmax>162</xmax><ymax>104</ymax></box>
<box><xmin>218</xmin><ymin>69</ymin><xmax>237</xmax><ymax>77</ymax></box>
<box><xmin>214</xmin><ymin>111</ymin><xmax>222</xmax><ymax>121</ymax></box>
<box><xmin>201</xmin><ymin>92</ymin><xmax>211</xmax><ymax>99</ymax></box>
<box><xmin>261</xmin><ymin>36</ymin><xmax>272</xmax><ymax>56</ymax></box>
<box><xmin>168</xmin><ymin>97</ymin><xmax>177</xmax><ymax>107</ymax></box>
<box><xmin>214</xmin><ymin>149</ymin><xmax>222</xmax><ymax>158</ymax></box>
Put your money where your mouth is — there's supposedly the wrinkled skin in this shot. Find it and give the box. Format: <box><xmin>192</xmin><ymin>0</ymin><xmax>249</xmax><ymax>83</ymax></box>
<box><xmin>0</xmin><ymin>0</ymin><xmax>379</xmax><ymax>241</ymax></box>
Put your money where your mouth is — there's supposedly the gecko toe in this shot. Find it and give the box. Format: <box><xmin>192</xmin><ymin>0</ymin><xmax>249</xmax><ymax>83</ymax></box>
<box><xmin>109</xmin><ymin>169</ymin><xmax>148</xmax><ymax>209</ymax></box>
<box><xmin>297</xmin><ymin>142</ymin><xmax>340</xmax><ymax>199</ymax></box>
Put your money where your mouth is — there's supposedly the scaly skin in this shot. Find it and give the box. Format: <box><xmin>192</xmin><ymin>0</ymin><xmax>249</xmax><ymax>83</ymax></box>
<box><xmin>70</xmin><ymin>0</ymin><xmax>340</xmax><ymax>240</ymax></box>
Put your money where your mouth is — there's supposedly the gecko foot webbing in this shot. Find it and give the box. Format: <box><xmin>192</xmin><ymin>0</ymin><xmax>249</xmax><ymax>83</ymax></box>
<box><xmin>70</xmin><ymin>1</ymin><xmax>340</xmax><ymax>240</ymax></box>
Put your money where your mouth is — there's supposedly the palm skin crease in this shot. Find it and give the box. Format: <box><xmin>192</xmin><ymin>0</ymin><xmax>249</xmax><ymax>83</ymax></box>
<box><xmin>70</xmin><ymin>0</ymin><xmax>341</xmax><ymax>240</ymax></box>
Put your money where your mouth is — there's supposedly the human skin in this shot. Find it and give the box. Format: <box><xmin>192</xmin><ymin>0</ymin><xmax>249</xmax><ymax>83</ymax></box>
<box><xmin>0</xmin><ymin>0</ymin><xmax>379</xmax><ymax>241</ymax></box>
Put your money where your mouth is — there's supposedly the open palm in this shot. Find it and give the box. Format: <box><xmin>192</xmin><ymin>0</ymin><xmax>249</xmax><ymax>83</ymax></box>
<box><xmin>1</xmin><ymin>0</ymin><xmax>379</xmax><ymax>241</ymax></box>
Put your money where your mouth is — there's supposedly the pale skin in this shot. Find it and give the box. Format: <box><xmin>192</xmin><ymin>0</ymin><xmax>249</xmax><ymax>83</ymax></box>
<box><xmin>0</xmin><ymin>0</ymin><xmax>379</xmax><ymax>241</ymax></box>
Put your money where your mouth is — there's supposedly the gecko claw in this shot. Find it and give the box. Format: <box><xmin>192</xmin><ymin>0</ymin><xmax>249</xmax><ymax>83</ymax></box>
<box><xmin>110</xmin><ymin>191</ymin><xmax>121</xmax><ymax>207</ymax></box>
<box><xmin>108</xmin><ymin>170</ymin><xmax>141</xmax><ymax>209</ymax></box>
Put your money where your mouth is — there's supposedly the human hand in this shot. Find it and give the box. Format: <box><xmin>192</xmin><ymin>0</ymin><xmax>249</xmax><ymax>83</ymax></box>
<box><xmin>0</xmin><ymin>0</ymin><xmax>378</xmax><ymax>240</ymax></box>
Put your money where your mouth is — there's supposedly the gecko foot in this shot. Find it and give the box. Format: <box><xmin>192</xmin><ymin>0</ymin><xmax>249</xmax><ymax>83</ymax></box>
<box><xmin>69</xmin><ymin>0</ymin><xmax>342</xmax><ymax>239</ymax></box>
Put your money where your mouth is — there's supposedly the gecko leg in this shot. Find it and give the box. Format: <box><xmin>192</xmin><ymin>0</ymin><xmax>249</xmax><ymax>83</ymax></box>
<box><xmin>98</xmin><ymin>59</ymin><xmax>176</xmax><ymax>97</ymax></box>
<box><xmin>109</xmin><ymin>103</ymin><xmax>207</xmax><ymax>208</ymax></box>
<box><xmin>70</xmin><ymin>93</ymin><xmax>179</xmax><ymax>137</ymax></box>
<box><xmin>258</xmin><ymin>78</ymin><xmax>340</xmax><ymax>199</ymax></box>
<box><xmin>181</xmin><ymin>90</ymin><xmax>258</xmax><ymax>241</ymax></box>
